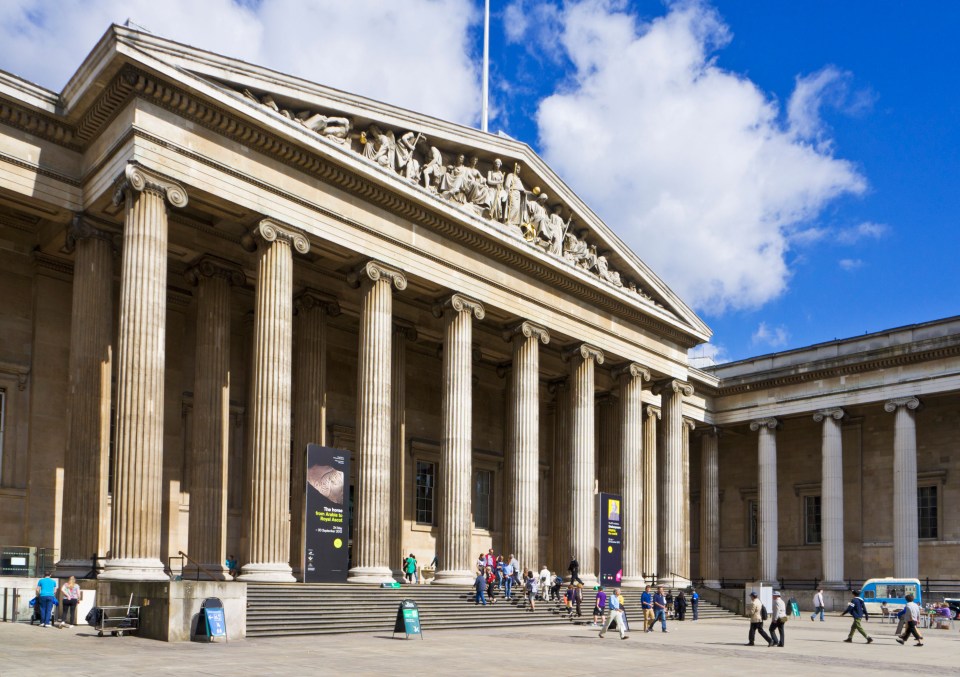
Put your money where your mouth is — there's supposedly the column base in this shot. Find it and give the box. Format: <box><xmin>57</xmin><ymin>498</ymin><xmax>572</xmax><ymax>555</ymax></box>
<box><xmin>98</xmin><ymin>557</ymin><xmax>169</xmax><ymax>581</ymax></box>
<box><xmin>431</xmin><ymin>569</ymin><xmax>476</xmax><ymax>585</ymax></box>
<box><xmin>820</xmin><ymin>580</ymin><xmax>848</xmax><ymax>590</ymax></box>
<box><xmin>237</xmin><ymin>562</ymin><xmax>295</xmax><ymax>583</ymax></box>
<box><xmin>390</xmin><ymin>568</ymin><xmax>407</xmax><ymax>584</ymax></box>
<box><xmin>576</xmin><ymin>573</ymin><xmax>599</xmax><ymax>588</ymax></box>
<box><xmin>346</xmin><ymin>566</ymin><xmax>395</xmax><ymax>584</ymax></box>
<box><xmin>620</xmin><ymin>576</ymin><xmax>647</xmax><ymax>588</ymax></box>
<box><xmin>700</xmin><ymin>579</ymin><xmax>722</xmax><ymax>589</ymax></box>
<box><xmin>182</xmin><ymin>564</ymin><xmax>233</xmax><ymax>581</ymax></box>
<box><xmin>657</xmin><ymin>574</ymin><xmax>691</xmax><ymax>589</ymax></box>
<box><xmin>55</xmin><ymin>558</ymin><xmax>99</xmax><ymax>579</ymax></box>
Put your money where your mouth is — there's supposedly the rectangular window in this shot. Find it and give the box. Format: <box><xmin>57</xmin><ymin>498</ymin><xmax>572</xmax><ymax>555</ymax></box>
<box><xmin>473</xmin><ymin>469</ymin><xmax>492</xmax><ymax>530</ymax></box>
<box><xmin>918</xmin><ymin>485</ymin><xmax>938</xmax><ymax>539</ymax></box>
<box><xmin>804</xmin><ymin>495</ymin><xmax>822</xmax><ymax>545</ymax></box>
<box><xmin>415</xmin><ymin>461</ymin><xmax>436</xmax><ymax>525</ymax></box>
<box><xmin>747</xmin><ymin>499</ymin><xmax>758</xmax><ymax>547</ymax></box>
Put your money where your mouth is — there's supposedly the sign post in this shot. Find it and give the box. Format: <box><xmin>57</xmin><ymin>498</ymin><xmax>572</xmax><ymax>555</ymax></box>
<box><xmin>598</xmin><ymin>492</ymin><xmax>623</xmax><ymax>587</ymax></box>
<box><xmin>393</xmin><ymin>599</ymin><xmax>423</xmax><ymax>639</ymax></box>
<box><xmin>304</xmin><ymin>444</ymin><xmax>351</xmax><ymax>583</ymax></box>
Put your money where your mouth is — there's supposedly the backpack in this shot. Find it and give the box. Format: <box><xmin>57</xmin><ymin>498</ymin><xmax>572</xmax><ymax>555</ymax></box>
<box><xmin>760</xmin><ymin>604</ymin><xmax>768</xmax><ymax>621</ymax></box>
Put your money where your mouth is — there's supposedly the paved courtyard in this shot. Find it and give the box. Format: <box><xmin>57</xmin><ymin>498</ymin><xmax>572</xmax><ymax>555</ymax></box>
<box><xmin>1</xmin><ymin>614</ymin><xmax>958</xmax><ymax>676</ymax></box>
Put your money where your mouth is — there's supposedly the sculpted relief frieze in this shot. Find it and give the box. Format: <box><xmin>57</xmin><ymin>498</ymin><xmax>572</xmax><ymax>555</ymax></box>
<box><xmin>239</xmin><ymin>87</ymin><xmax>664</xmax><ymax>310</ymax></box>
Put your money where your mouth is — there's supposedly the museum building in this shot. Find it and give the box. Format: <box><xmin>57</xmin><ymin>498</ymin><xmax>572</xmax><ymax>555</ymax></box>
<box><xmin>0</xmin><ymin>27</ymin><xmax>957</xmax><ymax>592</ymax></box>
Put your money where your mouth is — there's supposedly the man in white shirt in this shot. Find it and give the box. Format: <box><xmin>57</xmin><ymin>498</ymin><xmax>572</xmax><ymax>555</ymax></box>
<box><xmin>769</xmin><ymin>591</ymin><xmax>787</xmax><ymax>647</ymax></box>
<box><xmin>811</xmin><ymin>589</ymin><xmax>825</xmax><ymax>622</ymax></box>
<box><xmin>896</xmin><ymin>594</ymin><xmax>924</xmax><ymax>646</ymax></box>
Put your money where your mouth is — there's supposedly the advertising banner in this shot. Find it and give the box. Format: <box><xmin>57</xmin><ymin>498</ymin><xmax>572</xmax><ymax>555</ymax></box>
<box><xmin>598</xmin><ymin>492</ymin><xmax>622</xmax><ymax>587</ymax></box>
<box><xmin>304</xmin><ymin>444</ymin><xmax>350</xmax><ymax>583</ymax></box>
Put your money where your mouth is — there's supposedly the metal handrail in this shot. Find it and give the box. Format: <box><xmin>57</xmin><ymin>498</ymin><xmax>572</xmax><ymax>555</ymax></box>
<box><xmin>177</xmin><ymin>551</ymin><xmax>220</xmax><ymax>581</ymax></box>
<box><xmin>696</xmin><ymin>585</ymin><xmax>745</xmax><ymax>616</ymax></box>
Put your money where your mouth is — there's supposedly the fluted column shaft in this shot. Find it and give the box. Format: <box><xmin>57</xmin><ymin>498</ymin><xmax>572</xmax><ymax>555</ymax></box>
<box><xmin>886</xmin><ymin>397</ymin><xmax>920</xmax><ymax>579</ymax></box>
<box><xmin>348</xmin><ymin>262</ymin><xmax>406</xmax><ymax>583</ymax></box>
<box><xmin>505</xmin><ymin>322</ymin><xmax>549</xmax><ymax>572</ymax></box>
<box><xmin>815</xmin><ymin>408</ymin><xmax>845</xmax><ymax>586</ymax></box>
<box><xmin>102</xmin><ymin>164</ymin><xmax>186</xmax><ymax>581</ymax></box>
<box><xmin>597</xmin><ymin>395</ymin><xmax>619</xmax><ymax>494</ymax></box>
<box><xmin>434</xmin><ymin>294</ymin><xmax>484</xmax><ymax>585</ymax></box>
<box><xmin>186</xmin><ymin>259</ymin><xmax>241</xmax><ymax>579</ymax></box>
<box><xmin>657</xmin><ymin>380</ymin><xmax>693</xmax><ymax>583</ymax></box>
<box><xmin>291</xmin><ymin>291</ymin><xmax>339</xmax><ymax>579</ymax></box>
<box><xmin>642</xmin><ymin>405</ymin><xmax>660</xmax><ymax>577</ymax></box>
<box><xmin>618</xmin><ymin>364</ymin><xmax>648</xmax><ymax>587</ymax></box>
<box><xmin>550</xmin><ymin>380</ymin><xmax>570</xmax><ymax>572</ymax></box>
<box><xmin>681</xmin><ymin>418</ymin><xmax>695</xmax><ymax>579</ymax></box>
<box><xmin>240</xmin><ymin>220</ymin><xmax>309</xmax><ymax>582</ymax></box>
<box><xmin>58</xmin><ymin>218</ymin><xmax>114</xmax><ymax>576</ymax></box>
<box><xmin>390</xmin><ymin>322</ymin><xmax>416</xmax><ymax>577</ymax></box>
<box><xmin>568</xmin><ymin>344</ymin><xmax>604</xmax><ymax>585</ymax></box>
<box><xmin>699</xmin><ymin>429</ymin><xmax>720</xmax><ymax>587</ymax></box>
<box><xmin>751</xmin><ymin>418</ymin><xmax>779</xmax><ymax>584</ymax></box>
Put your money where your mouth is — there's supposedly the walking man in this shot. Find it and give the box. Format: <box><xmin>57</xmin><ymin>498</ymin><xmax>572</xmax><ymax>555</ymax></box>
<box><xmin>895</xmin><ymin>593</ymin><xmax>924</xmax><ymax>647</ymax></box>
<box><xmin>503</xmin><ymin>558</ymin><xmax>515</xmax><ymax>599</ymax></box>
<box><xmin>811</xmin><ymin>588</ymin><xmax>825</xmax><ymax>622</ymax></box>
<box><xmin>841</xmin><ymin>589</ymin><xmax>873</xmax><ymax>644</ymax></box>
<box><xmin>648</xmin><ymin>586</ymin><xmax>668</xmax><ymax>633</ymax></box>
<box><xmin>691</xmin><ymin>588</ymin><xmax>699</xmax><ymax>621</ymax></box>
<box><xmin>474</xmin><ymin>570</ymin><xmax>487</xmax><ymax>605</ymax></box>
<box><xmin>641</xmin><ymin>585</ymin><xmax>655</xmax><ymax>630</ymax></box>
<box><xmin>568</xmin><ymin>555</ymin><xmax>584</xmax><ymax>586</ymax></box>
<box><xmin>746</xmin><ymin>591</ymin><xmax>773</xmax><ymax>646</ymax></box>
<box><xmin>591</xmin><ymin>586</ymin><xmax>607</xmax><ymax>627</ymax></box>
<box><xmin>599</xmin><ymin>587</ymin><xmax>629</xmax><ymax>640</ymax></box>
<box><xmin>769</xmin><ymin>591</ymin><xmax>787</xmax><ymax>647</ymax></box>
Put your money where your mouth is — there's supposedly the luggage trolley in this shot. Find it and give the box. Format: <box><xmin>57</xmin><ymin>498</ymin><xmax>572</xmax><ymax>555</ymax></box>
<box><xmin>88</xmin><ymin>593</ymin><xmax>140</xmax><ymax>637</ymax></box>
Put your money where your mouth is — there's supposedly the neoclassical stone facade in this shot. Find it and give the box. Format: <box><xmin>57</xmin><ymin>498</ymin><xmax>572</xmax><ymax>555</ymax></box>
<box><xmin>0</xmin><ymin>28</ymin><xmax>957</xmax><ymax>591</ymax></box>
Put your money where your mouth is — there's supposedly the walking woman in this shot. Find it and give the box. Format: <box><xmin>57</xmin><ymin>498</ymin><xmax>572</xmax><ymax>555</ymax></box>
<box><xmin>59</xmin><ymin>576</ymin><xmax>81</xmax><ymax>628</ymax></box>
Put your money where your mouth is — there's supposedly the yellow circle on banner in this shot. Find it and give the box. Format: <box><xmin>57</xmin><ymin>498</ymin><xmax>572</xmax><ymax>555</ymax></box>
<box><xmin>607</xmin><ymin>546</ymin><xmax>613</xmax><ymax>553</ymax></box>
<box><xmin>334</xmin><ymin>538</ymin><xmax>343</xmax><ymax>548</ymax></box>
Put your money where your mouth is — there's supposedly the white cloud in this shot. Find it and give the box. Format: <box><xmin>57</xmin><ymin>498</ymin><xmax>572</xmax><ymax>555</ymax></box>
<box><xmin>0</xmin><ymin>0</ymin><xmax>480</xmax><ymax>125</ymax></box>
<box><xmin>836</xmin><ymin>220</ymin><xmax>889</xmax><ymax>244</ymax></box>
<box><xmin>531</xmin><ymin>0</ymin><xmax>867</xmax><ymax>313</ymax></box>
<box><xmin>751</xmin><ymin>321</ymin><xmax>789</xmax><ymax>348</ymax></box>
<box><xmin>838</xmin><ymin>258</ymin><xmax>864</xmax><ymax>271</ymax></box>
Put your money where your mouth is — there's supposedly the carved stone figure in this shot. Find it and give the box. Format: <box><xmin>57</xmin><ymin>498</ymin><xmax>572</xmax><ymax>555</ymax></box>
<box><xmin>422</xmin><ymin>145</ymin><xmax>444</xmax><ymax>192</ymax></box>
<box><xmin>523</xmin><ymin>193</ymin><xmax>550</xmax><ymax>244</ymax></box>
<box><xmin>597</xmin><ymin>254</ymin><xmax>623</xmax><ymax>287</ymax></box>
<box><xmin>486</xmin><ymin>158</ymin><xmax>506</xmax><ymax>222</ymax></box>
<box><xmin>563</xmin><ymin>230</ymin><xmax>591</xmax><ymax>268</ymax></box>
<box><xmin>397</xmin><ymin>131</ymin><xmax>423</xmax><ymax>182</ymax></box>
<box><xmin>503</xmin><ymin>163</ymin><xmax>525</xmax><ymax>228</ymax></box>
<box><xmin>361</xmin><ymin>125</ymin><xmax>397</xmax><ymax>171</ymax></box>
<box><xmin>538</xmin><ymin>205</ymin><xmax>566</xmax><ymax>256</ymax></box>
<box><xmin>440</xmin><ymin>154</ymin><xmax>469</xmax><ymax>203</ymax></box>
<box><xmin>462</xmin><ymin>156</ymin><xmax>492</xmax><ymax>212</ymax></box>
<box><xmin>296</xmin><ymin>111</ymin><xmax>351</xmax><ymax>143</ymax></box>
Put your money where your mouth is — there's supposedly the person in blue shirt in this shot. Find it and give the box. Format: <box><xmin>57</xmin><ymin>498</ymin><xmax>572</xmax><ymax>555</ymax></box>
<box><xmin>35</xmin><ymin>572</ymin><xmax>58</xmax><ymax>628</ymax></box>
<box><xmin>841</xmin><ymin>589</ymin><xmax>873</xmax><ymax>644</ymax></box>
<box><xmin>641</xmin><ymin>585</ymin><xmax>655</xmax><ymax>629</ymax></box>
<box><xmin>691</xmin><ymin>588</ymin><xmax>700</xmax><ymax>621</ymax></box>
<box><xmin>599</xmin><ymin>587</ymin><xmax>629</xmax><ymax>640</ymax></box>
<box><xmin>474</xmin><ymin>571</ymin><xmax>487</xmax><ymax>605</ymax></box>
<box><xmin>648</xmin><ymin>586</ymin><xmax>668</xmax><ymax>632</ymax></box>
<box><xmin>502</xmin><ymin>560</ymin><xmax>515</xmax><ymax>599</ymax></box>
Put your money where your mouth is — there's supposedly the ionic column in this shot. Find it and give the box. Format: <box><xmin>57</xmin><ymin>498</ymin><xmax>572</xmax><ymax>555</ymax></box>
<box><xmin>750</xmin><ymin>417</ymin><xmax>780</xmax><ymax>585</ymax></box>
<box><xmin>503</xmin><ymin>321</ymin><xmax>550</xmax><ymax>572</ymax></box>
<box><xmin>699</xmin><ymin>428</ymin><xmax>720</xmax><ymax>588</ymax></box>
<box><xmin>642</xmin><ymin>405</ymin><xmax>660</xmax><ymax>578</ymax></box>
<box><xmin>566</xmin><ymin>343</ymin><xmax>604</xmax><ymax>585</ymax></box>
<box><xmin>549</xmin><ymin>379</ymin><xmax>569</xmax><ymax>572</ymax></box>
<box><xmin>57</xmin><ymin>215</ymin><xmax>115</xmax><ymax>577</ymax></box>
<box><xmin>682</xmin><ymin>417</ymin><xmax>696</xmax><ymax>580</ymax></box>
<box><xmin>290</xmin><ymin>290</ymin><xmax>340</xmax><ymax>579</ymax></box>
<box><xmin>184</xmin><ymin>256</ymin><xmax>244</xmax><ymax>580</ymax></box>
<box><xmin>814</xmin><ymin>408</ymin><xmax>845</xmax><ymax>587</ymax></box>
<box><xmin>433</xmin><ymin>294</ymin><xmax>485</xmax><ymax>585</ymax></box>
<box><xmin>617</xmin><ymin>363</ymin><xmax>650</xmax><ymax>587</ymax></box>
<box><xmin>654</xmin><ymin>379</ymin><xmax>694</xmax><ymax>584</ymax></box>
<box><xmin>347</xmin><ymin>262</ymin><xmax>407</xmax><ymax>583</ymax></box>
<box><xmin>391</xmin><ymin>321</ymin><xmax>417</xmax><ymax>578</ymax></box>
<box><xmin>101</xmin><ymin>164</ymin><xmax>186</xmax><ymax>581</ymax></box>
<box><xmin>238</xmin><ymin>219</ymin><xmax>310</xmax><ymax>582</ymax></box>
<box><xmin>885</xmin><ymin>397</ymin><xmax>920</xmax><ymax>579</ymax></box>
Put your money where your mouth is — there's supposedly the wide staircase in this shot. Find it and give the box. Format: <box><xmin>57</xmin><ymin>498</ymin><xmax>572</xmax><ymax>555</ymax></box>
<box><xmin>246</xmin><ymin>583</ymin><xmax>738</xmax><ymax>637</ymax></box>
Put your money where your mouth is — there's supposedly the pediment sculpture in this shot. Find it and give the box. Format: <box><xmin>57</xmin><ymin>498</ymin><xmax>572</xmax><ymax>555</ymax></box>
<box><xmin>240</xmin><ymin>88</ymin><xmax>662</xmax><ymax>308</ymax></box>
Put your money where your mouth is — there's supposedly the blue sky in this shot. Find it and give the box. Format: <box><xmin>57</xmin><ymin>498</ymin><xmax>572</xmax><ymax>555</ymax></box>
<box><xmin>2</xmin><ymin>0</ymin><xmax>957</xmax><ymax>363</ymax></box>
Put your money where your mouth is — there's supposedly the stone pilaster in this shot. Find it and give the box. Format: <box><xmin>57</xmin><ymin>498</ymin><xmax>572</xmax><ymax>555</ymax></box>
<box><xmin>642</xmin><ymin>405</ymin><xmax>660</xmax><ymax>578</ymax></box>
<box><xmin>290</xmin><ymin>289</ymin><xmax>340</xmax><ymax>579</ymax></box>
<box><xmin>884</xmin><ymin>397</ymin><xmax>920</xmax><ymax>579</ymax></box>
<box><xmin>184</xmin><ymin>256</ymin><xmax>244</xmax><ymax>580</ymax></box>
<box><xmin>654</xmin><ymin>379</ymin><xmax>694</xmax><ymax>584</ymax></box>
<box><xmin>616</xmin><ymin>363</ymin><xmax>650</xmax><ymax>587</ymax></box>
<box><xmin>566</xmin><ymin>343</ymin><xmax>604</xmax><ymax>585</ymax></box>
<box><xmin>750</xmin><ymin>417</ymin><xmax>780</xmax><ymax>585</ymax></box>
<box><xmin>57</xmin><ymin>215</ymin><xmax>115</xmax><ymax>577</ymax></box>
<box><xmin>699</xmin><ymin>428</ymin><xmax>720</xmax><ymax>588</ymax></box>
<box><xmin>238</xmin><ymin>219</ymin><xmax>310</xmax><ymax>583</ymax></box>
<box><xmin>503</xmin><ymin>321</ymin><xmax>550</xmax><ymax>573</ymax></box>
<box><xmin>347</xmin><ymin>261</ymin><xmax>407</xmax><ymax>583</ymax></box>
<box><xmin>549</xmin><ymin>379</ymin><xmax>569</xmax><ymax>572</ymax></box>
<box><xmin>101</xmin><ymin>164</ymin><xmax>186</xmax><ymax>581</ymax></box>
<box><xmin>433</xmin><ymin>294</ymin><xmax>485</xmax><ymax>585</ymax></box>
<box><xmin>813</xmin><ymin>408</ymin><xmax>845</xmax><ymax>587</ymax></box>
<box><xmin>391</xmin><ymin>321</ymin><xmax>417</xmax><ymax>579</ymax></box>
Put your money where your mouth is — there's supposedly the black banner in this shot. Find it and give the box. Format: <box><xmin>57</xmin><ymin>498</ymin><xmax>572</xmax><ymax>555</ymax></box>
<box><xmin>598</xmin><ymin>492</ymin><xmax>622</xmax><ymax>587</ymax></box>
<box><xmin>304</xmin><ymin>444</ymin><xmax>350</xmax><ymax>583</ymax></box>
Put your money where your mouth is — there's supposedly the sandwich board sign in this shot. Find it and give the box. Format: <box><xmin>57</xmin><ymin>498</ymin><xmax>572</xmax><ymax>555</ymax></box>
<box><xmin>392</xmin><ymin>599</ymin><xmax>423</xmax><ymax>639</ymax></box>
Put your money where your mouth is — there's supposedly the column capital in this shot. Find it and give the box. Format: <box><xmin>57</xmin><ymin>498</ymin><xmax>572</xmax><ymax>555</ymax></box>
<box><xmin>112</xmin><ymin>162</ymin><xmax>188</xmax><ymax>209</ymax></box>
<box><xmin>547</xmin><ymin>377</ymin><xmax>567</xmax><ymax>395</ymax></box>
<box><xmin>242</xmin><ymin>218</ymin><xmax>311</xmax><ymax>255</ymax></box>
<box><xmin>294</xmin><ymin>288</ymin><xmax>341</xmax><ymax>316</ymax></box>
<box><xmin>749</xmin><ymin>417</ymin><xmax>780</xmax><ymax>431</ymax></box>
<box><xmin>502</xmin><ymin>320</ymin><xmax>550</xmax><ymax>345</ymax></box>
<box><xmin>348</xmin><ymin>260</ymin><xmax>407</xmax><ymax>290</ymax></box>
<box><xmin>683</xmin><ymin>417</ymin><xmax>697</xmax><ymax>431</ymax></box>
<box><xmin>613</xmin><ymin>362</ymin><xmax>651</xmax><ymax>382</ymax></box>
<box><xmin>813</xmin><ymin>407</ymin><xmax>845</xmax><ymax>423</ymax></box>
<box><xmin>884</xmin><ymin>396</ymin><xmax>920</xmax><ymax>413</ymax></box>
<box><xmin>562</xmin><ymin>343</ymin><xmax>605</xmax><ymax>365</ymax></box>
<box><xmin>392</xmin><ymin>319</ymin><xmax>418</xmax><ymax>342</ymax></box>
<box><xmin>651</xmin><ymin>378</ymin><xmax>694</xmax><ymax>397</ymax></box>
<box><xmin>185</xmin><ymin>255</ymin><xmax>246</xmax><ymax>287</ymax></box>
<box><xmin>644</xmin><ymin>404</ymin><xmax>661</xmax><ymax>420</ymax></box>
<box><xmin>432</xmin><ymin>292</ymin><xmax>485</xmax><ymax>320</ymax></box>
<box><xmin>696</xmin><ymin>425</ymin><xmax>722</xmax><ymax>437</ymax></box>
<box><xmin>64</xmin><ymin>213</ymin><xmax>117</xmax><ymax>254</ymax></box>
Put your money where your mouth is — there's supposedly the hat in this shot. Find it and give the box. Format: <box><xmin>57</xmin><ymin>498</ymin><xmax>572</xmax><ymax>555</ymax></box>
<box><xmin>773</xmin><ymin>591</ymin><xmax>781</xmax><ymax>597</ymax></box>
<box><xmin>750</xmin><ymin>591</ymin><xmax>758</xmax><ymax>597</ymax></box>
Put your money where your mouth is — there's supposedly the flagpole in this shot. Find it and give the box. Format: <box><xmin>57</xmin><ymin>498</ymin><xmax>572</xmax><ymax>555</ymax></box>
<box><xmin>481</xmin><ymin>0</ymin><xmax>490</xmax><ymax>132</ymax></box>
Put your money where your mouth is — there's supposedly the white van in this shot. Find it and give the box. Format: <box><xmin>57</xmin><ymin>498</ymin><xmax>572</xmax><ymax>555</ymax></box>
<box><xmin>860</xmin><ymin>577</ymin><xmax>922</xmax><ymax>615</ymax></box>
